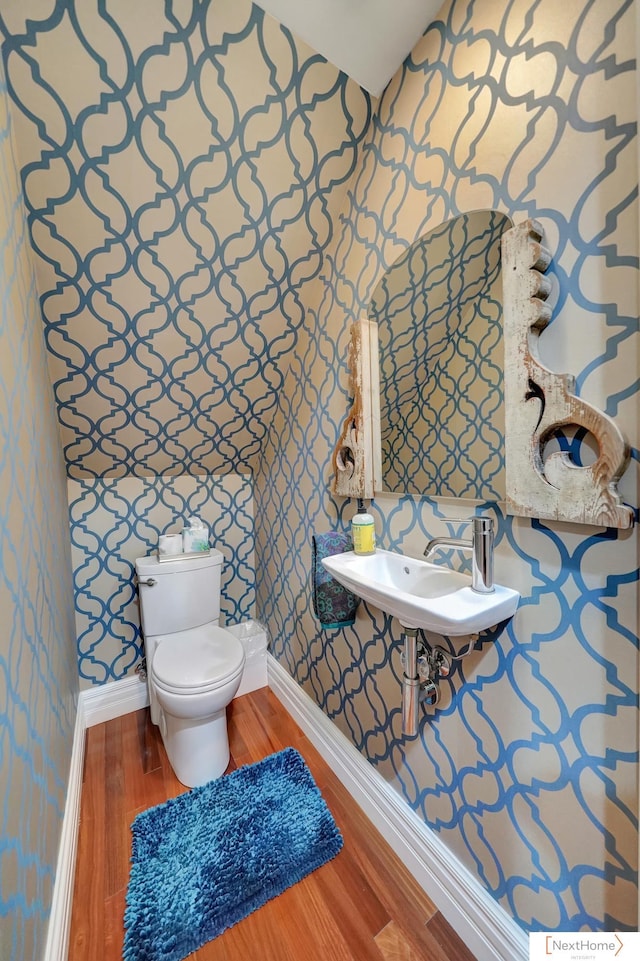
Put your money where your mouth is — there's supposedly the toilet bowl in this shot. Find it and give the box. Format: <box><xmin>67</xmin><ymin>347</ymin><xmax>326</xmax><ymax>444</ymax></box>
<box><xmin>135</xmin><ymin>550</ymin><xmax>246</xmax><ymax>788</ymax></box>
<box><xmin>151</xmin><ymin>624</ymin><xmax>245</xmax><ymax>787</ymax></box>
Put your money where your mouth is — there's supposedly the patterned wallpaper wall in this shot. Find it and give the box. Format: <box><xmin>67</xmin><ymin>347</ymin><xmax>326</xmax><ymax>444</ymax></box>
<box><xmin>0</xmin><ymin>0</ymin><xmax>371</xmax><ymax>687</ymax></box>
<box><xmin>0</xmin><ymin>0</ymin><xmax>370</xmax><ymax>478</ymax></box>
<box><xmin>69</xmin><ymin>474</ymin><xmax>255</xmax><ymax>688</ymax></box>
<box><xmin>0</xmin><ymin>62</ymin><xmax>77</xmax><ymax>961</ymax></box>
<box><xmin>256</xmin><ymin>0</ymin><xmax>639</xmax><ymax>936</ymax></box>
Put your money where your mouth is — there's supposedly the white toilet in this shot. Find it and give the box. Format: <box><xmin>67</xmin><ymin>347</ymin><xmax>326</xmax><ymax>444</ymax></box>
<box><xmin>135</xmin><ymin>549</ymin><xmax>245</xmax><ymax>788</ymax></box>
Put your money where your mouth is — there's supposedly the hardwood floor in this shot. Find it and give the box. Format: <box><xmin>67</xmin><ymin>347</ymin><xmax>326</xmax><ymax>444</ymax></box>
<box><xmin>69</xmin><ymin>686</ymin><xmax>478</xmax><ymax>961</ymax></box>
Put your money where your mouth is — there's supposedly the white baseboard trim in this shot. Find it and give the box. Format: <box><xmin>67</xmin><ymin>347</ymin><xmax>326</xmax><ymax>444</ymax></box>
<box><xmin>81</xmin><ymin>673</ymin><xmax>150</xmax><ymax>728</ymax></box>
<box><xmin>44</xmin><ymin>676</ymin><xmax>150</xmax><ymax>960</ymax></box>
<box><xmin>80</xmin><ymin>657</ymin><xmax>266</xmax><ymax>727</ymax></box>
<box><xmin>267</xmin><ymin>654</ymin><xmax>529</xmax><ymax>961</ymax></box>
<box><xmin>43</xmin><ymin>698</ymin><xmax>86</xmax><ymax>961</ymax></box>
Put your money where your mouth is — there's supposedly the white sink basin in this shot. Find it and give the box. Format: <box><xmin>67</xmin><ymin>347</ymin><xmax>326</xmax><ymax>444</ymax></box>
<box><xmin>321</xmin><ymin>549</ymin><xmax>519</xmax><ymax>635</ymax></box>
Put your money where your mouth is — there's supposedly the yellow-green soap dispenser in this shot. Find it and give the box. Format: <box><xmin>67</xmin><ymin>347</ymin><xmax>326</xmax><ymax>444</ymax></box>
<box><xmin>351</xmin><ymin>499</ymin><xmax>376</xmax><ymax>555</ymax></box>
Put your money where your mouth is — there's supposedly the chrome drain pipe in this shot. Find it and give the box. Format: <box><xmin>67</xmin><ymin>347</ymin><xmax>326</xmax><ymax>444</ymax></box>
<box><xmin>401</xmin><ymin>630</ymin><xmax>450</xmax><ymax>735</ymax></box>
<box><xmin>401</xmin><ymin>627</ymin><xmax>420</xmax><ymax>737</ymax></box>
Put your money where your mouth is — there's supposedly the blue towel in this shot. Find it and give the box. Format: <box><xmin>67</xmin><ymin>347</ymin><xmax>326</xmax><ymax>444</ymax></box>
<box><xmin>312</xmin><ymin>532</ymin><xmax>360</xmax><ymax>629</ymax></box>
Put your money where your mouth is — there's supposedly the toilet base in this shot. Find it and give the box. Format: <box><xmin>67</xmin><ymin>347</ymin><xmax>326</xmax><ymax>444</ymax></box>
<box><xmin>159</xmin><ymin>706</ymin><xmax>230</xmax><ymax>788</ymax></box>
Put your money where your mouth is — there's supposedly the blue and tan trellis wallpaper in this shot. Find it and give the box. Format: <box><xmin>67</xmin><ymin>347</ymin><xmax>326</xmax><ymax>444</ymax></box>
<box><xmin>0</xmin><ymin>58</ymin><xmax>77</xmax><ymax>961</ymax></box>
<box><xmin>68</xmin><ymin>474</ymin><xmax>255</xmax><ymax>684</ymax></box>
<box><xmin>0</xmin><ymin>0</ymin><xmax>638</xmax><ymax>950</ymax></box>
<box><xmin>1</xmin><ymin>0</ymin><xmax>370</xmax><ymax>478</ymax></box>
<box><xmin>1</xmin><ymin>0</ymin><xmax>371</xmax><ymax>687</ymax></box>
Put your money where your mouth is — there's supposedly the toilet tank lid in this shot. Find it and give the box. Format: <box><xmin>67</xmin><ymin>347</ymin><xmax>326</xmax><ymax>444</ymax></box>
<box><xmin>135</xmin><ymin>549</ymin><xmax>223</xmax><ymax>577</ymax></box>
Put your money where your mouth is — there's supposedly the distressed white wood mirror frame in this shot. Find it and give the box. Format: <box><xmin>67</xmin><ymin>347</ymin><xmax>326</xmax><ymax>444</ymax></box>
<box><xmin>332</xmin><ymin>218</ymin><xmax>633</xmax><ymax>529</ymax></box>
<box><xmin>331</xmin><ymin>319</ymin><xmax>380</xmax><ymax>498</ymax></box>
<box><xmin>501</xmin><ymin>219</ymin><xmax>632</xmax><ymax>529</ymax></box>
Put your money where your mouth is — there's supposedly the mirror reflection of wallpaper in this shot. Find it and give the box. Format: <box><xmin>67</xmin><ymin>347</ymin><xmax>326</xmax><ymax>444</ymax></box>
<box><xmin>255</xmin><ymin>0</ymin><xmax>638</xmax><ymax>939</ymax></box>
<box><xmin>370</xmin><ymin>210</ymin><xmax>509</xmax><ymax>499</ymax></box>
<box><xmin>1</xmin><ymin>0</ymin><xmax>371</xmax><ymax>478</ymax></box>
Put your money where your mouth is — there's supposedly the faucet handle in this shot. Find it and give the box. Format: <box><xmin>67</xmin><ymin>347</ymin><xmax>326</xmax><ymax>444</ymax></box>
<box><xmin>440</xmin><ymin>515</ymin><xmax>494</xmax><ymax>532</ymax></box>
<box><xmin>471</xmin><ymin>516</ymin><xmax>494</xmax><ymax>533</ymax></box>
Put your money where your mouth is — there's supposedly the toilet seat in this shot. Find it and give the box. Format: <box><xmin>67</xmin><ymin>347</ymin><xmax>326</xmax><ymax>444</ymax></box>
<box><xmin>152</xmin><ymin>624</ymin><xmax>245</xmax><ymax>695</ymax></box>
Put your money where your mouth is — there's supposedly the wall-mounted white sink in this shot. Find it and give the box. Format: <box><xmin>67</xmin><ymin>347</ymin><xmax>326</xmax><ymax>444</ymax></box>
<box><xmin>321</xmin><ymin>549</ymin><xmax>520</xmax><ymax>635</ymax></box>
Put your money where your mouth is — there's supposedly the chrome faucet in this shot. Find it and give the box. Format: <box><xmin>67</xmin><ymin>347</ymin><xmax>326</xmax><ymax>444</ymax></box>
<box><xmin>424</xmin><ymin>516</ymin><xmax>495</xmax><ymax>594</ymax></box>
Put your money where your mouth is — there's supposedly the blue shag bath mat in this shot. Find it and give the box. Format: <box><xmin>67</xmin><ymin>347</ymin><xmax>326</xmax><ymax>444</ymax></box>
<box><xmin>123</xmin><ymin>747</ymin><xmax>343</xmax><ymax>961</ymax></box>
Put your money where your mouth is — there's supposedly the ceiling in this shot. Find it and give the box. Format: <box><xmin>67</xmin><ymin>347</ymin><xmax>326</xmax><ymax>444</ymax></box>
<box><xmin>253</xmin><ymin>0</ymin><xmax>443</xmax><ymax>96</ymax></box>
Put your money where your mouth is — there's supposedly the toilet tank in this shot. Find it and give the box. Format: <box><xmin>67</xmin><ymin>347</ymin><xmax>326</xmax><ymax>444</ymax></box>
<box><xmin>135</xmin><ymin>550</ymin><xmax>224</xmax><ymax>637</ymax></box>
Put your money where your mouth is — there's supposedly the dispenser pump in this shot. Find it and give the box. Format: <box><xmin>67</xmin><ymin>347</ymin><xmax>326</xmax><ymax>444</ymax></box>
<box><xmin>351</xmin><ymin>499</ymin><xmax>376</xmax><ymax>556</ymax></box>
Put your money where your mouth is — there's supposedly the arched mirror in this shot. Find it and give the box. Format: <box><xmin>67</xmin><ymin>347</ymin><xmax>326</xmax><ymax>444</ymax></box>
<box><xmin>368</xmin><ymin>209</ymin><xmax>512</xmax><ymax>500</ymax></box>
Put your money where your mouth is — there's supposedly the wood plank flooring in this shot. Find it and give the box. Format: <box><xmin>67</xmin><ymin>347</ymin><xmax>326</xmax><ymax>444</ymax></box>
<box><xmin>69</xmin><ymin>686</ymin><xmax>478</xmax><ymax>961</ymax></box>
